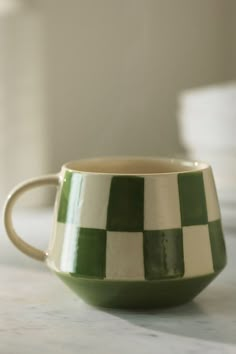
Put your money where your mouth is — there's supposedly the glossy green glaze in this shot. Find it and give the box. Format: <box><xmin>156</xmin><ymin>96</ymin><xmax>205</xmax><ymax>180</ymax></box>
<box><xmin>143</xmin><ymin>228</ymin><xmax>184</xmax><ymax>280</ymax></box>
<box><xmin>178</xmin><ymin>172</ymin><xmax>208</xmax><ymax>226</ymax></box>
<box><xmin>57</xmin><ymin>172</ymin><xmax>83</xmax><ymax>224</ymax></box>
<box><xmin>208</xmin><ymin>220</ymin><xmax>227</xmax><ymax>271</ymax></box>
<box><xmin>74</xmin><ymin>228</ymin><xmax>106</xmax><ymax>278</ymax></box>
<box><xmin>56</xmin><ymin>272</ymin><xmax>219</xmax><ymax>309</ymax></box>
<box><xmin>107</xmin><ymin>176</ymin><xmax>144</xmax><ymax>231</ymax></box>
<box><xmin>57</xmin><ymin>171</ymin><xmax>73</xmax><ymax>223</ymax></box>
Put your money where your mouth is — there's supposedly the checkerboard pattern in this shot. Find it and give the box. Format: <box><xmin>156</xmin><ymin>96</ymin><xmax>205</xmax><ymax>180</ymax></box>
<box><xmin>48</xmin><ymin>167</ymin><xmax>226</xmax><ymax>280</ymax></box>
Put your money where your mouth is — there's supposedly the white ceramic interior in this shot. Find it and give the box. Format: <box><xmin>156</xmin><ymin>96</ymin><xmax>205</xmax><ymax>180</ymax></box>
<box><xmin>64</xmin><ymin>157</ymin><xmax>209</xmax><ymax>175</ymax></box>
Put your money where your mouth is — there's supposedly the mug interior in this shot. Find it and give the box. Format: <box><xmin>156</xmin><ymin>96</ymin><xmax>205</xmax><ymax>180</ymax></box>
<box><xmin>64</xmin><ymin>157</ymin><xmax>209</xmax><ymax>175</ymax></box>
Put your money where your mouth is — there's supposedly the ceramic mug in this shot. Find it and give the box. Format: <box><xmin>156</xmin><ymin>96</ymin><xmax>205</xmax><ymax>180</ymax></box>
<box><xmin>3</xmin><ymin>157</ymin><xmax>226</xmax><ymax>308</ymax></box>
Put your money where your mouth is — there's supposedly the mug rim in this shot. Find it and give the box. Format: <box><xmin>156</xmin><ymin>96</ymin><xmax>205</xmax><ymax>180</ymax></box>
<box><xmin>62</xmin><ymin>156</ymin><xmax>210</xmax><ymax>176</ymax></box>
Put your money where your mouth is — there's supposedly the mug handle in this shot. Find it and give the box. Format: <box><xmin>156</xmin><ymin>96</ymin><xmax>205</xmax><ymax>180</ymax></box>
<box><xmin>3</xmin><ymin>174</ymin><xmax>59</xmax><ymax>262</ymax></box>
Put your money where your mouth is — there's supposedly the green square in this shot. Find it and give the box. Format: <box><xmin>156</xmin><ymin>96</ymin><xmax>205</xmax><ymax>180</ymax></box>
<box><xmin>178</xmin><ymin>172</ymin><xmax>208</xmax><ymax>226</ymax></box>
<box><xmin>57</xmin><ymin>171</ymin><xmax>72</xmax><ymax>223</ymax></box>
<box><xmin>107</xmin><ymin>176</ymin><xmax>144</xmax><ymax>232</ymax></box>
<box><xmin>208</xmin><ymin>220</ymin><xmax>226</xmax><ymax>271</ymax></box>
<box><xmin>57</xmin><ymin>172</ymin><xmax>83</xmax><ymax>224</ymax></box>
<box><xmin>73</xmin><ymin>228</ymin><xmax>106</xmax><ymax>278</ymax></box>
<box><xmin>143</xmin><ymin>229</ymin><xmax>184</xmax><ymax>280</ymax></box>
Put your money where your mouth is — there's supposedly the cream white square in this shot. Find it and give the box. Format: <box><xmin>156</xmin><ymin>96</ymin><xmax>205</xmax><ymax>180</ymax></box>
<box><xmin>47</xmin><ymin>222</ymin><xmax>78</xmax><ymax>272</ymax></box>
<box><xmin>144</xmin><ymin>175</ymin><xmax>181</xmax><ymax>230</ymax></box>
<box><xmin>60</xmin><ymin>223</ymin><xmax>79</xmax><ymax>272</ymax></box>
<box><xmin>47</xmin><ymin>222</ymin><xmax>64</xmax><ymax>270</ymax></box>
<box><xmin>106</xmin><ymin>232</ymin><xmax>145</xmax><ymax>280</ymax></box>
<box><xmin>203</xmin><ymin>168</ymin><xmax>221</xmax><ymax>222</ymax></box>
<box><xmin>183</xmin><ymin>225</ymin><xmax>213</xmax><ymax>277</ymax></box>
<box><xmin>77</xmin><ymin>175</ymin><xmax>112</xmax><ymax>229</ymax></box>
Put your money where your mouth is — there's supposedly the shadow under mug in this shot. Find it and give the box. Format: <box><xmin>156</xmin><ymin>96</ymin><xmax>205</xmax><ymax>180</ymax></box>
<box><xmin>3</xmin><ymin>157</ymin><xmax>227</xmax><ymax>308</ymax></box>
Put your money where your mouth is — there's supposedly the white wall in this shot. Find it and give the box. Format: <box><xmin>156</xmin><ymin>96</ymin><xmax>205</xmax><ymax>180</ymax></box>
<box><xmin>0</xmin><ymin>4</ymin><xmax>49</xmax><ymax>205</ymax></box>
<box><xmin>1</xmin><ymin>0</ymin><xmax>235</xmax><ymax>207</ymax></box>
<box><xmin>229</xmin><ymin>0</ymin><xmax>236</xmax><ymax>77</ymax></box>
<box><xmin>41</xmin><ymin>0</ymin><xmax>233</xmax><ymax>172</ymax></box>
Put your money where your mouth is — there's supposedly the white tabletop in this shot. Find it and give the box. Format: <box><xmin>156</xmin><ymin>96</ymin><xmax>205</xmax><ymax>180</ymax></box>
<box><xmin>1</xmin><ymin>209</ymin><xmax>236</xmax><ymax>354</ymax></box>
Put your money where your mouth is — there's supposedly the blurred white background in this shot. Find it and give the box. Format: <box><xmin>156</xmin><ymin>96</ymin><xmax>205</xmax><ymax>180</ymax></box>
<box><xmin>1</xmin><ymin>0</ymin><xmax>236</xmax><ymax>205</ymax></box>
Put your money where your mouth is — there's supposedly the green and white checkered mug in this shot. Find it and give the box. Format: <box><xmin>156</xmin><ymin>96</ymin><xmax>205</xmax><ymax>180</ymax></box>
<box><xmin>3</xmin><ymin>157</ymin><xmax>226</xmax><ymax>308</ymax></box>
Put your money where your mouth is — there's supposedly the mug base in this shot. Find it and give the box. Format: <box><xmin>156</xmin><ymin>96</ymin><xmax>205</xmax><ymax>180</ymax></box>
<box><xmin>55</xmin><ymin>272</ymin><xmax>219</xmax><ymax>309</ymax></box>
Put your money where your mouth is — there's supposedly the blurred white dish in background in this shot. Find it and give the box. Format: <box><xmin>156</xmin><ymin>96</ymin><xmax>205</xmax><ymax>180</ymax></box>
<box><xmin>179</xmin><ymin>82</ymin><xmax>236</xmax><ymax>150</ymax></box>
<box><xmin>178</xmin><ymin>81</ymin><xmax>236</xmax><ymax>230</ymax></box>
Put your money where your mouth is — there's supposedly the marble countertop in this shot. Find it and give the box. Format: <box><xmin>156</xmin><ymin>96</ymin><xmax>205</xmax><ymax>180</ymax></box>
<box><xmin>1</xmin><ymin>209</ymin><xmax>236</xmax><ymax>354</ymax></box>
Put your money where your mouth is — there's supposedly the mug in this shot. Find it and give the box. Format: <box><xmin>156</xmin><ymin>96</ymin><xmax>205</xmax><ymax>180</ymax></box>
<box><xmin>3</xmin><ymin>157</ymin><xmax>227</xmax><ymax>308</ymax></box>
